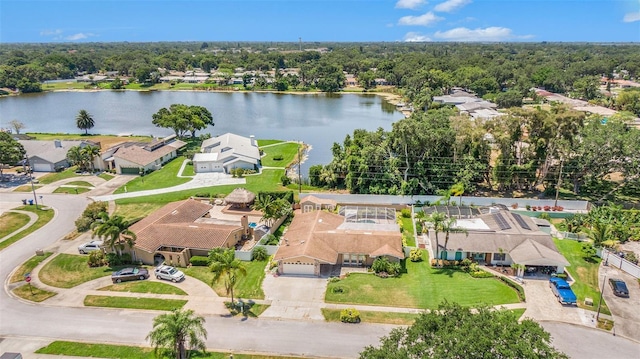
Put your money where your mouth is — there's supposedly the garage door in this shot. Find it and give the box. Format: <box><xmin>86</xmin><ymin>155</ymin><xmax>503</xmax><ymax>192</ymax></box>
<box><xmin>32</xmin><ymin>163</ymin><xmax>52</xmax><ymax>172</ymax></box>
<box><xmin>282</xmin><ymin>262</ymin><xmax>316</xmax><ymax>276</ymax></box>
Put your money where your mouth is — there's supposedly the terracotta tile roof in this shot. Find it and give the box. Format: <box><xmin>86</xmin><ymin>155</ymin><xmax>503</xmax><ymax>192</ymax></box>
<box><xmin>130</xmin><ymin>199</ymin><xmax>242</xmax><ymax>253</ymax></box>
<box><xmin>274</xmin><ymin>210</ymin><xmax>403</xmax><ymax>263</ymax></box>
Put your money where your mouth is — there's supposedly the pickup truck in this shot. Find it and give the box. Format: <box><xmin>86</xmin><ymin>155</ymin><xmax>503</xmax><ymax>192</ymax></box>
<box><xmin>549</xmin><ymin>277</ymin><xmax>577</xmax><ymax>305</ymax></box>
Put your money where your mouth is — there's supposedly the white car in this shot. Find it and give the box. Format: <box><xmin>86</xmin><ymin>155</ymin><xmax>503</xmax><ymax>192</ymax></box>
<box><xmin>154</xmin><ymin>265</ymin><xmax>185</xmax><ymax>282</ymax></box>
<box><xmin>78</xmin><ymin>240</ymin><xmax>103</xmax><ymax>254</ymax></box>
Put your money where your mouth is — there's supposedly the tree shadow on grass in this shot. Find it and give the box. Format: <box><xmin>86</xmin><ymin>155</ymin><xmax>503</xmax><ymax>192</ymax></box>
<box><xmin>431</xmin><ymin>267</ymin><xmax>458</xmax><ymax>278</ymax></box>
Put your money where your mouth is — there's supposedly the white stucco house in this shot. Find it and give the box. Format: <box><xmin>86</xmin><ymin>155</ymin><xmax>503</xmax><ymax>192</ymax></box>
<box><xmin>192</xmin><ymin>133</ymin><xmax>261</xmax><ymax>174</ymax></box>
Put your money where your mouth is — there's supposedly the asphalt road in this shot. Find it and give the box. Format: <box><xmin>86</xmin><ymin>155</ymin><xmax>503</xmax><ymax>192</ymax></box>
<box><xmin>542</xmin><ymin>321</ymin><xmax>640</xmax><ymax>359</ymax></box>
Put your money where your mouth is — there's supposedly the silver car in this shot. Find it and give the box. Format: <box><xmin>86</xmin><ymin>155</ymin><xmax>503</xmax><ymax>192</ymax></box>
<box><xmin>154</xmin><ymin>265</ymin><xmax>185</xmax><ymax>282</ymax></box>
<box><xmin>78</xmin><ymin>240</ymin><xmax>103</xmax><ymax>254</ymax></box>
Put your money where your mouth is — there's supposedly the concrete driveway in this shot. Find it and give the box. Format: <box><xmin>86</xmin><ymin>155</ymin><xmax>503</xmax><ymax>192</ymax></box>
<box><xmin>522</xmin><ymin>278</ymin><xmax>594</xmax><ymax>326</ymax></box>
<box><xmin>600</xmin><ymin>265</ymin><xmax>640</xmax><ymax>341</ymax></box>
<box><xmin>260</xmin><ymin>274</ymin><xmax>328</xmax><ymax>320</ymax></box>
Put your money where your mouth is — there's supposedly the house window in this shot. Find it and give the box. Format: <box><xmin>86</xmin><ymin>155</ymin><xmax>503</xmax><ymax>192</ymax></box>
<box><xmin>493</xmin><ymin>253</ymin><xmax>506</xmax><ymax>261</ymax></box>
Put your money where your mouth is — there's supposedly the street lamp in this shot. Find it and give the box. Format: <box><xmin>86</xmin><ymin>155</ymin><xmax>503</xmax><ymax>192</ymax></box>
<box><xmin>596</xmin><ymin>273</ymin><xmax>606</xmax><ymax>322</ymax></box>
<box><xmin>24</xmin><ymin>155</ymin><xmax>39</xmax><ymax>209</ymax></box>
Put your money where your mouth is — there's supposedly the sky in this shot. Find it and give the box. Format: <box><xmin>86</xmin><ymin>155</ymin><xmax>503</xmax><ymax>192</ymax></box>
<box><xmin>0</xmin><ymin>0</ymin><xmax>639</xmax><ymax>43</ymax></box>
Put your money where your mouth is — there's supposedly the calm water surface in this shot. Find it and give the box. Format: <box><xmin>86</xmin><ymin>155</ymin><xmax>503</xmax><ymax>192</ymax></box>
<box><xmin>0</xmin><ymin>91</ymin><xmax>403</xmax><ymax>175</ymax></box>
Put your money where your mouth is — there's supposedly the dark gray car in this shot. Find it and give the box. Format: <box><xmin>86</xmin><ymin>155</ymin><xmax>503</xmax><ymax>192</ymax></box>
<box><xmin>609</xmin><ymin>278</ymin><xmax>629</xmax><ymax>297</ymax></box>
<box><xmin>111</xmin><ymin>267</ymin><xmax>149</xmax><ymax>283</ymax></box>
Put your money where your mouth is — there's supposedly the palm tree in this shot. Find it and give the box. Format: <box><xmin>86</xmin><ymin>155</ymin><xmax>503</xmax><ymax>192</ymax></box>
<box><xmin>66</xmin><ymin>145</ymin><xmax>87</xmax><ymax>171</ymax></box>
<box><xmin>588</xmin><ymin>219</ymin><xmax>611</xmax><ymax>248</ymax></box>
<box><xmin>147</xmin><ymin>308</ymin><xmax>207</xmax><ymax>359</ymax></box>
<box><xmin>427</xmin><ymin>212</ymin><xmax>447</xmax><ymax>263</ymax></box>
<box><xmin>76</xmin><ymin>109</ymin><xmax>95</xmax><ymax>135</ymax></box>
<box><xmin>209</xmin><ymin>248</ymin><xmax>246</xmax><ymax>304</ymax></box>
<box><xmin>441</xmin><ymin>216</ymin><xmax>468</xmax><ymax>256</ymax></box>
<box><xmin>449</xmin><ymin>182</ymin><xmax>465</xmax><ymax>206</ymax></box>
<box><xmin>91</xmin><ymin>212</ymin><xmax>136</xmax><ymax>257</ymax></box>
<box><xmin>81</xmin><ymin>145</ymin><xmax>101</xmax><ymax>172</ymax></box>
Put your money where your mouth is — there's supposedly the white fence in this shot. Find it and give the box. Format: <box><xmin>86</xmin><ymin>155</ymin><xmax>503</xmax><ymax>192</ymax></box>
<box><xmin>556</xmin><ymin>231</ymin><xmax>588</xmax><ymax>241</ymax></box>
<box><xmin>599</xmin><ymin>248</ymin><xmax>640</xmax><ymax>279</ymax></box>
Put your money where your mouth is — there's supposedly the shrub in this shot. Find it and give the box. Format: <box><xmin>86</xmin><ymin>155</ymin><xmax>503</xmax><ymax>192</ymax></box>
<box><xmin>75</xmin><ymin>216</ymin><xmax>93</xmax><ymax>232</ymax></box>
<box><xmin>543</xmin><ymin>205</ymin><xmax>551</xmax><ymax>211</ymax></box>
<box><xmin>281</xmin><ymin>175</ymin><xmax>291</xmax><ymax>186</ymax></box>
<box><xmin>193</xmin><ymin>192</ymin><xmax>210</xmax><ymax>198</ymax></box>
<box><xmin>460</xmin><ymin>258</ymin><xmax>473</xmax><ymax>271</ymax></box>
<box><xmin>400</xmin><ymin>208</ymin><xmax>411</xmax><ymax>218</ymax></box>
<box><xmin>554</xmin><ymin>273</ymin><xmax>568</xmax><ymax>279</ymax></box>
<box><xmin>409</xmin><ymin>249</ymin><xmax>423</xmax><ymax>262</ymax></box>
<box><xmin>526</xmin><ymin>204</ymin><xmax>531</xmax><ymax>210</ymax></box>
<box><xmin>87</xmin><ymin>251</ymin><xmax>106</xmax><ymax>267</ymax></box>
<box><xmin>75</xmin><ymin>201</ymin><xmax>108</xmax><ymax>232</ymax></box>
<box><xmin>262</xmin><ymin>234</ymin><xmax>280</xmax><ymax>246</ymax></box>
<box><xmin>388</xmin><ymin>262</ymin><xmax>402</xmax><ymax>276</ymax></box>
<box><xmin>272</xmin><ymin>155</ymin><xmax>284</xmax><ymax>161</ymax></box>
<box><xmin>252</xmin><ymin>247</ymin><xmax>269</xmax><ymax>261</ymax></box>
<box><xmin>511</xmin><ymin>203</ymin><xmax>518</xmax><ymax>209</ymax></box>
<box><xmin>415</xmin><ymin>222</ymin><xmax>422</xmax><ymax>235</ymax></box>
<box><xmin>470</xmin><ymin>270</ymin><xmax>494</xmax><ymax>278</ymax></box>
<box><xmin>538</xmin><ymin>212</ymin><xmax>551</xmax><ymax>221</ymax></box>
<box><xmin>498</xmin><ymin>276</ymin><xmax>526</xmax><ymax>302</ymax></box>
<box><xmin>189</xmin><ymin>256</ymin><xmax>209</xmax><ymax>266</ymax></box>
<box><xmin>332</xmin><ymin>286</ymin><xmax>344</xmax><ymax>293</ymax></box>
<box><xmin>340</xmin><ymin>308</ymin><xmax>361</xmax><ymax>323</ymax></box>
<box><xmin>372</xmin><ymin>257</ymin><xmax>390</xmax><ymax>274</ymax></box>
<box><xmin>328</xmin><ymin>277</ymin><xmax>341</xmax><ymax>283</ymax></box>
<box><xmin>257</xmin><ymin>191</ymin><xmax>295</xmax><ymax>204</ymax></box>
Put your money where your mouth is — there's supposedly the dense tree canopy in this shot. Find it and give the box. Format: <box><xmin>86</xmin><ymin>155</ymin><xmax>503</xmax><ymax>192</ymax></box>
<box><xmin>360</xmin><ymin>302</ymin><xmax>567</xmax><ymax>359</ymax></box>
<box><xmin>0</xmin><ymin>132</ymin><xmax>26</xmax><ymax>178</ymax></box>
<box><xmin>151</xmin><ymin>104</ymin><xmax>214</xmax><ymax>138</ymax></box>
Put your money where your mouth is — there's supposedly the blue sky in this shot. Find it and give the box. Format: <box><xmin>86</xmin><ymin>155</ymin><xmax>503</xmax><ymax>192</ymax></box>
<box><xmin>1</xmin><ymin>0</ymin><xmax>638</xmax><ymax>43</ymax></box>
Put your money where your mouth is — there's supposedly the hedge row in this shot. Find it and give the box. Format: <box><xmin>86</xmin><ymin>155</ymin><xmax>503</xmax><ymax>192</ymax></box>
<box><xmin>498</xmin><ymin>276</ymin><xmax>526</xmax><ymax>302</ymax></box>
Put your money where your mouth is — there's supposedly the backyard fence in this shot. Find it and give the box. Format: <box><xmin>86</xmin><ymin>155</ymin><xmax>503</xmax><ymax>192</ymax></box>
<box><xmin>599</xmin><ymin>248</ymin><xmax>640</xmax><ymax>279</ymax></box>
<box><xmin>556</xmin><ymin>231</ymin><xmax>588</xmax><ymax>241</ymax></box>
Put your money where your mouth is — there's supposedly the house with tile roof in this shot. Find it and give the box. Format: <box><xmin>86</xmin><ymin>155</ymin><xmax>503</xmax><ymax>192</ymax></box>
<box><xmin>426</xmin><ymin>207</ymin><xmax>569</xmax><ymax>274</ymax></box>
<box><xmin>193</xmin><ymin>133</ymin><xmax>261</xmax><ymax>174</ymax></box>
<box><xmin>19</xmin><ymin>139</ymin><xmax>99</xmax><ymax>172</ymax></box>
<box><xmin>273</xmin><ymin>209</ymin><xmax>404</xmax><ymax>276</ymax></box>
<box><xmin>101</xmin><ymin>135</ymin><xmax>186</xmax><ymax>174</ymax></box>
<box><xmin>128</xmin><ymin>199</ymin><xmax>246</xmax><ymax>266</ymax></box>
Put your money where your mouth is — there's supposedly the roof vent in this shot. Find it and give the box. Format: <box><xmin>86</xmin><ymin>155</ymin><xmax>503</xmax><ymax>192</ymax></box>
<box><xmin>171</xmin><ymin>210</ymin><xmax>179</xmax><ymax>215</ymax></box>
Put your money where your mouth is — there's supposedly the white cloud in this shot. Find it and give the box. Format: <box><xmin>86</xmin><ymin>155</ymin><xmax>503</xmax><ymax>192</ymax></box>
<box><xmin>40</xmin><ymin>29</ymin><xmax>63</xmax><ymax>36</ymax></box>
<box><xmin>398</xmin><ymin>12</ymin><xmax>443</xmax><ymax>26</ymax></box>
<box><xmin>434</xmin><ymin>0</ymin><xmax>471</xmax><ymax>13</ymax></box>
<box><xmin>65</xmin><ymin>32</ymin><xmax>96</xmax><ymax>41</ymax></box>
<box><xmin>395</xmin><ymin>0</ymin><xmax>427</xmax><ymax>9</ymax></box>
<box><xmin>433</xmin><ymin>26</ymin><xmax>531</xmax><ymax>41</ymax></box>
<box><xmin>403</xmin><ymin>32</ymin><xmax>432</xmax><ymax>42</ymax></box>
<box><xmin>623</xmin><ymin>12</ymin><xmax>640</xmax><ymax>22</ymax></box>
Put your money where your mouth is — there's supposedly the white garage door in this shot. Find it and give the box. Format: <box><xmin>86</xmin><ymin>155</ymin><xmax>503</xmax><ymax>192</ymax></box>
<box><xmin>282</xmin><ymin>262</ymin><xmax>316</xmax><ymax>275</ymax></box>
<box><xmin>32</xmin><ymin>163</ymin><xmax>53</xmax><ymax>172</ymax></box>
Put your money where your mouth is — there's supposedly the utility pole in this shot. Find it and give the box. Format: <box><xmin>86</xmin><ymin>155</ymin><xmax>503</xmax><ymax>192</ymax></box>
<box><xmin>596</xmin><ymin>274</ymin><xmax>606</xmax><ymax>322</ymax></box>
<box><xmin>554</xmin><ymin>158</ymin><xmax>564</xmax><ymax>208</ymax></box>
<box><xmin>299</xmin><ymin>37</ymin><xmax>302</xmax><ymax>51</ymax></box>
<box><xmin>24</xmin><ymin>155</ymin><xmax>39</xmax><ymax>209</ymax></box>
<box><xmin>297</xmin><ymin>141</ymin><xmax>302</xmax><ymax>194</ymax></box>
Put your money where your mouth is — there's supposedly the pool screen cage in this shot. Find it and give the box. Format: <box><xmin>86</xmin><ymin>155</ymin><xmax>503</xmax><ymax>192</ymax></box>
<box><xmin>339</xmin><ymin>206</ymin><xmax>397</xmax><ymax>224</ymax></box>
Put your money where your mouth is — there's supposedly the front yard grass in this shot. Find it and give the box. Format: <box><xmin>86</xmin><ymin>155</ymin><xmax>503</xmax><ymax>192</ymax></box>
<box><xmin>182</xmin><ymin>260</ymin><xmax>268</xmax><ymax>299</ymax></box>
<box><xmin>39</xmin><ymin>253</ymin><xmax>115</xmax><ymax>288</ymax></box>
<box><xmin>0</xmin><ymin>211</ymin><xmax>30</xmax><ymax>239</ymax></box>
<box><xmin>260</xmin><ymin>142</ymin><xmax>300</xmax><ymax>167</ymax></box>
<box><xmin>53</xmin><ymin>186</ymin><xmax>91</xmax><ymax>194</ymax></box>
<box><xmin>10</xmin><ymin>252</ymin><xmax>53</xmax><ymax>283</ymax></box>
<box><xmin>12</xmin><ymin>283</ymin><xmax>57</xmax><ymax>302</ymax></box>
<box><xmin>554</xmin><ymin>238</ymin><xmax>610</xmax><ymax>315</ymax></box>
<box><xmin>37</xmin><ymin>167</ymin><xmax>80</xmax><ymax>184</ymax></box>
<box><xmin>257</xmin><ymin>139</ymin><xmax>284</xmax><ymax>146</ymax></box>
<box><xmin>321</xmin><ymin>308</ymin><xmax>420</xmax><ymax>325</ymax></box>
<box><xmin>98</xmin><ymin>172</ymin><xmax>114</xmax><ymax>181</ymax></box>
<box><xmin>0</xmin><ymin>206</ymin><xmax>54</xmax><ymax>251</ymax></box>
<box><xmin>84</xmin><ymin>295</ymin><xmax>187</xmax><ymax>311</ymax></box>
<box><xmin>13</xmin><ymin>184</ymin><xmax>43</xmax><ymax>192</ymax></box>
<box><xmin>325</xmin><ymin>251</ymin><xmax>520</xmax><ymax>309</ymax></box>
<box><xmin>113</xmin><ymin>157</ymin><xmax>190</xmax><ymax>194</ymax></box>
<box><xmin>98</xmin><ymin>281</ymin><xmax>187</xmax><ymax>295</ymax></box>
<box><xmin>37</xmin><ymin>341</ymin><xmax>306</xmax><ymax>359</ymax></box>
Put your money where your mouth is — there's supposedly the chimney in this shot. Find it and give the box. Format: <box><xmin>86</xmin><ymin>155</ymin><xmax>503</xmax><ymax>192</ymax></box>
<box><xmin>241</xmin><ymin>215</ymin><xmax>249</xmax><ymax>235</ymax></box>
<box><xmin>54</xmin><ymin>139</ymin><xmax>62</xmax><ymax>148</ymax></box>
<box><xmin>250</xmin><ymin>135</ymin><xmax>256</xmax><ymax>147</ymax></box>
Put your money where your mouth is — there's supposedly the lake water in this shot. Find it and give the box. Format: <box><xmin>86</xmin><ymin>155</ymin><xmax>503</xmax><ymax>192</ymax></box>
<box><xmin>0</xmin><ymin>91</ymin><xmax>404</xmax><ymax>176</ymax></box>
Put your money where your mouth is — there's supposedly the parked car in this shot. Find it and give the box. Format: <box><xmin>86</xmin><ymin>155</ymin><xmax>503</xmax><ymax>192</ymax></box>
<box><xmin>111</xmin><ymin>267</ymin><xmax>149</xmax><ymax>283</ymax></box>
<box><xmin>608</xmin><ymin>278</ymin><xmax>629</xmax><ymax>297</ymax></box>
<box><xmin>549</xmin><ymin>277</ymin><xmax>577</xmax><ymax>305</ymax></box>
<box><xmin>78</xmin><ymin>240</ymin><xmax>103</xmax><ymax>254</ymax></box>
<box><xmin>154</xmin><ymin>265</ymin><xmax>185</xmax><ymax>282</ymax></box>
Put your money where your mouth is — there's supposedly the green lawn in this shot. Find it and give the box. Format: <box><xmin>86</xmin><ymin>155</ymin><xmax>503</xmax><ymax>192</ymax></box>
<box><xmin>400</xmin><ymin>216</ymin><xmax>416</xmax><ymax>247</ymax></box>
<box><xmin>37</xmin><ymin>167</ymin><xmax>80</xmax><ymax>184</ymax></box>
<box><xmin>0</xmin><ymin>211</ymin><xmax>31</xmax><ymax>239</ymax></box>
<box><xmin>10</xmin><ymin>252</ymin><xmax>53</xmax><ymax>283</ymax></box>
<box><xmin>98</xmin><ymin>281</ymin><xmax>187</xmax><ymax>295</ymax></box>
<box><xmin>63</xmin><ymin>180</ymin><xmax>94</xmax><ymax>187</ymax></box>
<box><xmin>53</xmin><ymin>186</ymin><xmax>91</xmax><ymax>194</ymax></box>
<box><xmin>182</xmin><ymin>260</ymin><xmax>268</xmax><ymax>299</ymax></box>
<box><xmin>257</xmin><ymin>139</ymin><xmax>284</xmax><ymax>146</ymax></box>
<box><xmin>113</xmin><ymin>157</ymin><xmax>190</xmax><ymax>194</ymax></box>
<box><xmin>39</xmin><ymin>254</ymin><xmax>116</xmax><ymax>288</ymax></box>
<box><xmin>37</xmin><ymin>341</ymin><xmax>307</xmax><ymax>359</ymax></box>
<box><xmin>13</xmin><ymin>184</ymin><xmax>43</xmax><ymax>192</ymax></box>
<box><xmin>115</xmin><ymin>169</ymin><xmax>286</xmax><ymax>216</ymax></box>
<box><xmin>554</xmin><ymin>239</ymin><xmax>610</xmax><ymax>315</ymax></box>
<box><xmin>260</xmin><ymin>142</ymin><xmax>300</xmax><ymax>167</ymax></box>
<box><xmin>84</xmin><ymin>295</ymin><xmax>187</xmax><ymax>311</ymax></box>
<box><xmin>321</xmin><ymin>308</ymin><xmax>420</xmax><ymax>325</ymax></box>
<box><xmin>98</xmin><ymin>172</ymin><xmax>115</xmax><ymax>181</ymax></box>
<box><xmin>326</xmin><ymin>251</ymin><xmax>520</xmax><ymax>309</ymax></box>
<box><xmin>12</xmin><ymin>283</ymin><xmax>57</xmax><ymax>302</ymax></box>
<box><xmin>0</xmin><ymin>206</ymin><xmax>54</xmax><ymax>251</ymax></box>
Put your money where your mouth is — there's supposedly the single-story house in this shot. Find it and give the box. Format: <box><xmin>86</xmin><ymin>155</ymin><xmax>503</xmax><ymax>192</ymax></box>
<box><xmin>193</xmin><ymin>133</ymin><xmax>261</xmax><ymax>174</ymax></box>
<box><xmin>101</xmin><ymin>135</ymin><xmax>186</xmax><ymax>174</ymax></box>
<box><xmin>128</xmin><ymin>199</ymin><xmax>246</xmax><ymax>265</ymax></box>
<box><xmin>19</xmin><ymin>139</ymin><xmax>99</xmax><ymax>172</ymax></box>
<box><xmin>300</xmin><ymin>195</ymin><xmax>337</xmax><ymax>212</ymax></box>
<box><xmin>428</xmin><ymin>208</ymin><xmax>569</xmax><ymax>273</ymax></box>
<box><xmin>274</xmin><ymin>209</ymin><xmax>404</xmax><ymax>276</ymax></box>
